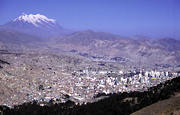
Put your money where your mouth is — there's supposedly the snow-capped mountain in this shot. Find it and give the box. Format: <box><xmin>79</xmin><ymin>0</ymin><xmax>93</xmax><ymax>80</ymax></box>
<box><xmin>4</xmin><ymin>13</ymin><xmax>69</xmax><ymax>37</ymax></box>
<box><xmin>13</xmin><ymin>13</ymin><xmax>56</xmax><ymax>27</ymax></box>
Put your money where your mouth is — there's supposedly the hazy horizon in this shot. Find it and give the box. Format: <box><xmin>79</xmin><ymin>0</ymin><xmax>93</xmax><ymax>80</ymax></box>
<box><xmin>0</xmin><ymin>0</ymin><xmax>180</xmax><ymax>38</ymax></box>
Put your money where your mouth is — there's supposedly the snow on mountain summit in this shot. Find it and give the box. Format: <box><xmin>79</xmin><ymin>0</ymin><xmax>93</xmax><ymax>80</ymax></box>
<box><xmin>13</xmin><ymin>13</ymin><xmax>56</xmax><ymax>27</ymax></box>
<box><xmin>4</xmin><ymin>13</ymin><xmax>71</xmax><ymax>37</ymax></box>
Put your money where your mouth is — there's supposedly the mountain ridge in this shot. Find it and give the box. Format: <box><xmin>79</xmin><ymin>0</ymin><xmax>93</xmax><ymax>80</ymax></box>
<box><xmin>0</xmin><ymin>13</ymin><xmax>180</xmax><ymax>71</ymax></box>
<box><xmin>3</xmin><ymin>13</ymin><xmax>70</xmax><ymax>37</ymax></box>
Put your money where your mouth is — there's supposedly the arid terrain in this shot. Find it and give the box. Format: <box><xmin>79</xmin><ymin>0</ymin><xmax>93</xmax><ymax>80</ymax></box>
<box><xmin>0</xmin><ymin>13</ymin><xmax>180</xmax><ymax>115</ymax></box>
<box><xmin>131</xmin><ymin>93</ymin><xmax>180</xmax><ymax>115</ymax></box>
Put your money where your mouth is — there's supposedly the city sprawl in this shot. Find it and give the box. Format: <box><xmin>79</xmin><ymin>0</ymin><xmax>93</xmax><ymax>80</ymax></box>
<box><xmin>0</xmin><ymin>52</ymin><xmax>179</xmax><ymax>107</ymax></box>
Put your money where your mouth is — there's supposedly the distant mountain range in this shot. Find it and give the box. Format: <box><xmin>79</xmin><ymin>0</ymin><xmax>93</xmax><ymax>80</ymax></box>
<box><xmin>1</xmin><ymin>13</ymin><xmax>70</xmax><ymax>37</ymax></box>
<box><xmin>0</xmin><ymin>13</ymin><xmax>180</xmax><ymax>71</ymax></box>
<box><xmin>50</xmin><ymin>30</ymin><xmax>180</xmax><ymax>69</ymax></box>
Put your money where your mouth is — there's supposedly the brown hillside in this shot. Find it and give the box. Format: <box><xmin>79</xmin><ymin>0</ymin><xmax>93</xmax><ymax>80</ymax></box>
<box><xmin>131</xmin><ymin>93</ymin><xmax>180</xmax><ymax>115</ymax></box>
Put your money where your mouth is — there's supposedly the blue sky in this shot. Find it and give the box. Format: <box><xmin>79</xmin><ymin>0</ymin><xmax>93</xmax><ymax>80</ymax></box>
<box><xmin>0</xmin><ymin>0</ymin><xmax>180</xmax><ymax>38</ymax></box>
